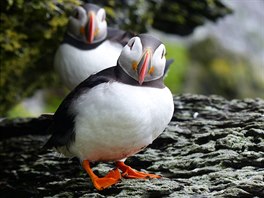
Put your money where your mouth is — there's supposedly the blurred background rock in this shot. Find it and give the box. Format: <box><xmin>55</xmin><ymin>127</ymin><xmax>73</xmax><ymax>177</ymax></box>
<box><xmin>0</xmin><ymin>0</ymin><xmax>263</xmax><ymax>117</ymax></box>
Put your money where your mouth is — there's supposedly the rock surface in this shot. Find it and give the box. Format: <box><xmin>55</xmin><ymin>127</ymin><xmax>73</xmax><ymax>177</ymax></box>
<box><xmin>0</xmin><ymin>94</ymin><xmax>263</xmax><ymax>197</ymax></box>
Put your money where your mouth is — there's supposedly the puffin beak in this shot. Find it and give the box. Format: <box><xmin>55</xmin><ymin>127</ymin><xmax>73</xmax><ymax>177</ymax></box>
<box><xmin>87</xmin><ymin>12</ymin><xmax>95</xmax><ymax>43</ymax></box>
<box><xmin>138</xmin><ymin>50</ymin><xmax>151</xmax><ymax>85</ymax></box>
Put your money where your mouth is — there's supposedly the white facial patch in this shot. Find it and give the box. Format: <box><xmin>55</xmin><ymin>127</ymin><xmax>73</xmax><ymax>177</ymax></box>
<box><xmin>118</xmin><ymin>37</ymin><xmax>143</xmax><ymax>80</ymax></box>
<box><xmin>67</xmin><ymin>6</ymin><xmax>88</xmax><ymax>39</ymax></box>
<box><xmin>150</xmin><ymin>44</ymin><xmax>166</xmax><ymax>78</ymax></box>
<box><xmin>97</xmin><ymin>8</ymin><xmax>106</xmax><ymax>22</ymax></box>
<box><xmin>95</xmin><ymin>8</ymin><xmax>107</xmax><ymax>41</ymax></box>
<box><xmin>73</xmin><ymin>6</ymin><xmax>87</xmax><ymax>27</ymax></box>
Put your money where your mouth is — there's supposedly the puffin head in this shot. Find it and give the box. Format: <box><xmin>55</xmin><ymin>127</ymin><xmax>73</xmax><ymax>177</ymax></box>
<box><xmin>67</xmin><ymin>3</ymin><xmax>107</xmax><ymax>44</ymax></box>
<box><xmin>118</xmin><ymin>34</ymin><xmax>166</xmax><ymax>85</ymax></box>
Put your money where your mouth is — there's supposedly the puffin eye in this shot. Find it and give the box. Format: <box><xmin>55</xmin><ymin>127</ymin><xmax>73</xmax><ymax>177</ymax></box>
<box><xmin>73</xmin><ymin>10</ymin><xmax>79</xmax><ymax>19</ymax></box>
<box><xmin>161</xmin><ymin>49</ymin><xmax>165</xmax><ymax>59</ymax></box>
<box><xmin>101</xmin><ymin>12</ymin><xmax>106</xmax><ymax>22</ymax></box>
<box><xmin>127</xmin><ymin>39</ymin><xmax>135</xmax><ymax>50</ymax></box>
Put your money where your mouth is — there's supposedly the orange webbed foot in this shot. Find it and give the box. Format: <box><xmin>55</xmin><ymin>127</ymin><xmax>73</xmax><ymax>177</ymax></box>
<box><xmin>92</xmin><ymin>168</ymin><xmax>121</xmax><ymax>190</ymax></box>
<box><xmin>116</xmin><ymin>161</ymin><xmax>161</xmax><ymax>179</ymax></box>
<box><xmin>82</xmin><ymin>160</ymin><xmax>121</xmax><ymax>190</ymax></box>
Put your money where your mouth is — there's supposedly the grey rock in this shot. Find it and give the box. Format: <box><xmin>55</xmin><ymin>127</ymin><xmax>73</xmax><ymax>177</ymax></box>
<box><xmin>0</xmin><ymin>94</ymin><xmax>263</xmax><ymax>197</ymax></box>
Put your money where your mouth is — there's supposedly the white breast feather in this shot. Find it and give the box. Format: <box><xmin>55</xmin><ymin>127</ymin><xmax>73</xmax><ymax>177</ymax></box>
<box><xmin>54</xmin><ymin>41</ymin><xmax>122</xmax><ymax>89</ymax></box>
<box><xmin>65</xmin><ymin>82</ymin><xmax>174</xmax><ymax>161</ymax></box>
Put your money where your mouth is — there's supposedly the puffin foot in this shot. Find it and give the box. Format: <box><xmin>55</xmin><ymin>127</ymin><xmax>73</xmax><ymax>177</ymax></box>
<box><xmin>116</xmin><ymin>161</ymin><xmax>161</xmax><ymax>179</ymax></box>
<box><xmin>82</xmin><ymin>160</ymin><xmax>121</xmax><ymax>190</ymax></box>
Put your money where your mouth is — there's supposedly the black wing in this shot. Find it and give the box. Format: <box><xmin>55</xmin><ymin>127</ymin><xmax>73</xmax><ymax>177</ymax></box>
<box><xmin>107</xmin><ymin>27</ymin><xmax>136</xmax><ymax>46</ymax></box>
<box><xmin>43</xmin><ymin>67</ymin><xmax>117</xmax><ymax>150</ymax></box>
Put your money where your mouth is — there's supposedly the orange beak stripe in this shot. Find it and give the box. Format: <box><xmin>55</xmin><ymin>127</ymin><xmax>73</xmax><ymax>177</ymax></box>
<box><xmin>87</xmin><ymin>13</ymin><xmax>95</xmax><ymax>43</ymax></box>
<box><xmin>138</xmin><ymin>51</ymin><xmax>151</xmax><ymax>85</ymax></box>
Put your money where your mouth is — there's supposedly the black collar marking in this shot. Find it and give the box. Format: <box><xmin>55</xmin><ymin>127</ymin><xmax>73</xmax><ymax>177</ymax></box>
<box><xmin>62</xmin><ymin>34</ymin><xmax>106</xmax><ymax>50</ymax></box>
<box><xmin>62</xmin><ymin>28</ymin><xmax>135</xmax><ymax>50</ymax></box>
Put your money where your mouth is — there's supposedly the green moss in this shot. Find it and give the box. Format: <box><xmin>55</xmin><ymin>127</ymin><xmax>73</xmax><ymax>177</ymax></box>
<box><xmin>7</xmin><ymin>103</ymin><xmax>34</xmax><ymax>118</ymax></box>
<box><xmin>0</xmin><ymin>0</ymin><xmax>80</xmax><ymax>116</ymax></box>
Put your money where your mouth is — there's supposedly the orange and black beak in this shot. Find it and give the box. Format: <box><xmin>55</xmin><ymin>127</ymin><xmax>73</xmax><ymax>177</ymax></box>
<box><xmin>86</xmin><ymin>12</ymin><xmax>95</xmax><ymax>43</ymax></box>
<box><xmin>138</xmin><ymin>50</ymin><xmax>151</xmax><ymax>85</ymax></box>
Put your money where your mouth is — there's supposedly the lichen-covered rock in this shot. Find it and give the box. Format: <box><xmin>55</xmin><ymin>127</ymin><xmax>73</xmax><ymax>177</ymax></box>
<box><xmin>0</xmin><ymin>94</ymin><xmax>263</xmax><ymax>197</ymax></box>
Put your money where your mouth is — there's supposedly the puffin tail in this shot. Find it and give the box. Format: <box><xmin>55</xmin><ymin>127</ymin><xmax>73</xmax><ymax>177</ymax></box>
<box><xmin>41</xmin><ymin>123</ymin><xmax>56</xmax><ymax>151</ymax></box>
<box><xmin>38</xmin><ymin>114</ymin><xmax>56</xmax><ymax>152</ymax></box>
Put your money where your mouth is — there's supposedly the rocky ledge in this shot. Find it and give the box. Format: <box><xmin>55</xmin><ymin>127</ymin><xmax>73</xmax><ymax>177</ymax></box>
<box><xmin>0</xmin><ymin>94</ymin><xmax>263</xmax><ymax>197</ymax></box>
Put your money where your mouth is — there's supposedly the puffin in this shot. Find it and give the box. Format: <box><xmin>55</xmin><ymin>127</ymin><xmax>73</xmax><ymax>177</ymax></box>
<box><xmin>54</xmin><ymin>3</ymin><xmax>134</xmax><ymax>89</ymax></box>
<box><xmin>54</xmin><ymin>3</ymin><xmax>173</xmax><ymax>89</ymax></box>
<box><xmin>44</xmin><ymin>34</ymin><xmax>174</xmax><ymax>190</ymax></box>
